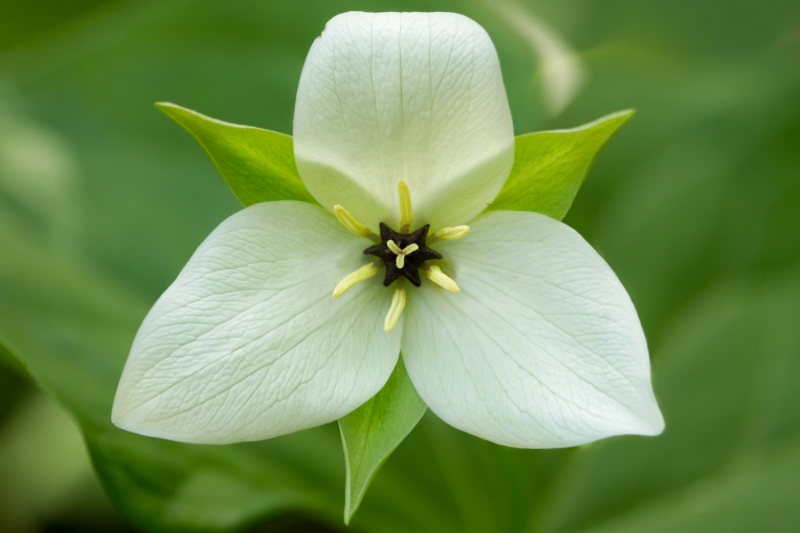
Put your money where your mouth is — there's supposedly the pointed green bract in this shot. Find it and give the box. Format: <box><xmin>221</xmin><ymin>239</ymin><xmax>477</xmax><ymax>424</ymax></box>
<box><xmin>339</xmin><ymin>357</ymin><xmax>427</xmax><ymax>524</ymax></box>
<box><xmin>156</xmin><ymin>102</ymin><xmax>317</xmax><ymax>207</ymax></box>
<box><xmin>489</xmin><ymin>110</ymin><xmax>635</xmax><ymax>220</ymax></box>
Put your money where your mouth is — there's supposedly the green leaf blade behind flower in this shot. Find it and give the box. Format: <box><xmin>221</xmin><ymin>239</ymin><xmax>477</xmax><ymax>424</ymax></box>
<box><xmin>339</xmin><ymin>357</ymin><xmax>427</xmax><ymax>524</ymax></box>
<box><xmin>155</xmin><ymin>102</ymin><xmax>317</xmax><ymax>207</ymax></box>
<box><xmin>489</xmin><ymin>110</ymin><xmax>635</xmax><ymax>220</ymax></box>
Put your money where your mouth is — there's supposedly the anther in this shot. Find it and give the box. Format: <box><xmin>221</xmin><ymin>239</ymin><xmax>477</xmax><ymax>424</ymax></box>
<box><xmin>425</xmin><ymin>265</ymin><xmax>461</xmax><ymax>293</ymax></box>
<box><xmin>333</xmin><ymin>262</ymin><xmax>379</xmax><ymax>298</ymax></box>
<box><xmin>334</xmin><ymin>205</ymin><xmax>374</xmax><ymax>239</ymax></box>
<box><xmin>432</xmin><ymin>225</ymin><xmax>470</xmax><ymax>242</ymax></box>
<box><xmin>384</xmin><ymin>284</ymin><xmax>407</xmax><ymax>332</ymax></box>
<box><xmin>398</xmin><ymin>180</ymin><xmax>413</xmax><ymax>231</ymax></box>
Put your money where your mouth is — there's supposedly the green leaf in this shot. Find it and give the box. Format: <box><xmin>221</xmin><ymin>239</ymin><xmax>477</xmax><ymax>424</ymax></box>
<box><xmin>488</xmin><ymin>110</ymin><xmax>635</xmax><ymax>220</ymax></box>
<box><xmin>339</xmin><ymin>357</ymin><xmax>427</xmax><ymax>524</ymax></box>
<box><xmin>156</xmin><ymin>102</ymin><xmax>317</xmax><ymax>207</ymax></box>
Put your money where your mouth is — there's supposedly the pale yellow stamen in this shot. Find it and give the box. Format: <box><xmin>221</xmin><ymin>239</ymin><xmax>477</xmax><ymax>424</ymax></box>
<box><xmin>334</xmin><ymin>205</ymin><xmax>373</xmax><ymax>239</ymax></box>
<box><xmin>333</xmin><ymin>263</ymin><xmax>379</xmax><ymax>298</ymax></box>
<box><xmin>384</xmin><ymin>285</ymin><xmax>407</xmax><ymax>332</ymax></box>
<box><xmin>433</xmin><ymin>225</ymin><xmax>470</xmax><ymax>242</ymax></box>
<box><xmin>386</xmin><ymin>240</ymin><xmax>419</xmax><ymax>269</ymax></box>
<box><xmin>425</xmin><ymin>265</ymin><xmax>461</xmax><ymax>293</ymax></box>
<box><xmin>398</xmin><ymin>180</ymin><xmax>413</xmax><ymax>230</ymax></box>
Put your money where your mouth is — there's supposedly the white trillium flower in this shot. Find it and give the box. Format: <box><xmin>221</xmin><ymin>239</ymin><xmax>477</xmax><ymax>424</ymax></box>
<box><xmin>112</xmin><ymin>12</ymin><xmax>664</xmax><ymax>448</ymax></box>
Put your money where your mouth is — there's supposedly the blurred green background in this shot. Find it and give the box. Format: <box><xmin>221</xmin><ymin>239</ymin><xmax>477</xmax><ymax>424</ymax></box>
<box><xmin>0</xmin><ymin>0</ymin><xmax>798</xmax><ymax>531</ymax></box>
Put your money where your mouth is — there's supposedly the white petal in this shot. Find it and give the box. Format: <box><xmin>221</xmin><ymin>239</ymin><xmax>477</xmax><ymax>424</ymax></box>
<box><xmin>294</xmin><ymin>12</ymin><xmax>514</xmax><ymax>231</ymax></box>
<box><xmin>402</xmin><ymin>210</ymin><xmax>664</xmax><ymax>448</ymax></box>
<box><xmin>112</xmin><ymin>201</ymin><xmax>400</xmax><ymax>444</ymax></box>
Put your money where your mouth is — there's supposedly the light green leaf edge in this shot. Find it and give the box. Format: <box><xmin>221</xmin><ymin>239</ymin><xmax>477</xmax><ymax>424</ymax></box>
<box><xmin>489</xmin><ymin>109</ymin><xmax>635</xmax><ymax>220</ymax></box>
<box><xmin>155</xmin><ymin>102</ymin><xmax>317</xmax><ymax>206</ymax></box>
<box><xmin>339</xmin><ymin>357</ymin><xmax>427</xmax><ymax>524</ymax></box>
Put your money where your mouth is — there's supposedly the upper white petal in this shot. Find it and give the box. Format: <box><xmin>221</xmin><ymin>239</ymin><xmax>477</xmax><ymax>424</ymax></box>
<box><xmin>112</xmin><ymin>201</ymin><xmax>400</xmax><ymax>444</ymax></box>
<box><xmin>402</xmin><ymin>210</ymin><xmax>664</xmax><ymax>448</ymax></box>
<box><xmin>294</xmin><ymin>12</ymin><xmax>514</xmax><ymax>231</ymax></box>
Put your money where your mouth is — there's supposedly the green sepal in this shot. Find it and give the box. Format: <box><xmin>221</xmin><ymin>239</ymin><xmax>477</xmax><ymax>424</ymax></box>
<box><xmin>156</xmin><ymin>102</ymin><xmax>317</xmax><ymax>206</ymax></box>
<box><xmin>339</xmin><ymin>357</ymin><xmax>426</xmax><ymax>524</ymax></box>
<box><xmin>489</xmin><ymin>110</ymin><xmax>635</xmax><ymax>220</ymax></box>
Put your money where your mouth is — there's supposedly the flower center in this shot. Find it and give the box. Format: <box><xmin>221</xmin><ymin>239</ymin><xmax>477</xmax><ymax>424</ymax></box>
<box><xmin>331</xmin><ymin>180</ymin><xmax>468</xmax><ymax>332</ymax></box>
<box><xmin>363</xmin><ymin>223</ymin><xmax>441</xmax><ymax>287</ymax></box>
